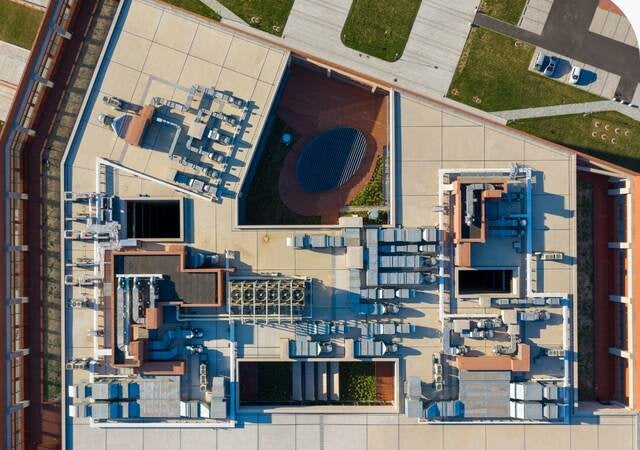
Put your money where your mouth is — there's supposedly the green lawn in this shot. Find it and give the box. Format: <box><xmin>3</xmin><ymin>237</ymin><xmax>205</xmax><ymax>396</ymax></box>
<box><xmin>448</xmin><ymin>27</ymin><xmax>602</xmax><ymax>112</ymax></box>
<box><xmin>0</xmin><ymin>0</ymin><xmax>43</xmax><ymax>49</ymax></box>
<box><xmin>510</xmin><ymin>111</ymin><xmax>640</xmax><ymax>171</ymax></box>
<box><xmin>479</xmin><ymin>0</ymin><xmax>527</xmax><ymax>25</ymax></box>
<box><xmin>219</xmin><ymin>0</ymin><xmax>294</xmax><ymax>36</ymax></box>
<box><xmin>163</xmin><ymin>0</ymin><xmax>221</xmax><ymax>20</ymax></box>
<box><xmin>341</xmin><ymin>0</ymin><xmax>421</xmax><ymax>62</ymax></box>
<box><xmin>244</xmin><ymin>116</ymin><xmax>321</xmax><ymax>225</ymax></box>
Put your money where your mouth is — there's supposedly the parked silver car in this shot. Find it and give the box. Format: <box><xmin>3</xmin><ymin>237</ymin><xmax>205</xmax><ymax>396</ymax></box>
<box><xmin>543</xmin><ymin>56</ymin><xmax>558</xmax><ymax>77</ymax></box>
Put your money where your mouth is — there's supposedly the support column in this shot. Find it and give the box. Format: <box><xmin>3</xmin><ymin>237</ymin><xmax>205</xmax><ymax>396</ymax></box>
<box><xmin>10</xmin><ymin>348</ymin><xmax>30</xmax><ymax>359</ymax></box>
<box><xmin>608</xmin><ymin>242</ymin><xmax>631</xmax><ymax>249</ymax></box>
<box><xmin>7</xmin><ymin>192</ymin><xmax>29</xmax><ymax>200</ymax></box>
<box><xmin>53</xmin><ymin>24</ymin><xmax>72</xmax><ymax>39</ymax></box>
<box><xmin>9</xmin><ymin>400</ymin><xmax>30</xmax><ymax>414</ymax></box>
<box><xmin>33</xmin><ymin>74</ymin><xmax>54</xmax><ymax>88</ymax></box>
<box><xmin>609</xmin><ymin>295</ymin><xmax>631</xmax><ymax>304</ymax></box>
<box><xmin>609</xmin><ymin>348</ymin><xmax>631</xmax><ymax>359</ymax></box>
<box><xmin>7</xmin><ymin>245</ymin><xmax>28</xmax><ymax>252</ymax></box>
<box><xmin>16</xmin><ymin>126</ymin><xmax>36</xmax><ymax>137</ymax></box>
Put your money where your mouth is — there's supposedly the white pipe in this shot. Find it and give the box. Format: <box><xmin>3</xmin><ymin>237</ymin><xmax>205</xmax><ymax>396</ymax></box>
<box><xmin>562</xmin><ymin>303</ymin><xmax>572</xmax><ymax>423</ymax></box>
<box><xmin>444</xmin><ymin>313</ymin><xmax>499</xmax><ymax>320</ymax></box>
<box><xmin>229</xmin><ymin>320</ymin><xmax>237</xmax><ymax>423</ymax></box>
<box><xmin>175</xmin><ymin>307</ymin><xmax>230</xmax><ymax>321</ymax></box>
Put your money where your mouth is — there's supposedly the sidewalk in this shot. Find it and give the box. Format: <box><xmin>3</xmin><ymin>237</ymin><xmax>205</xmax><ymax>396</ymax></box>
<box><xmin>201</xmin><ymin>0</ymin><xmax>480</xmax><ymax>99</ymax></box>
<box><xmin>494</xmin><ymin>100</ymin><xmax>640</xmax><ymax>122</ymax></box>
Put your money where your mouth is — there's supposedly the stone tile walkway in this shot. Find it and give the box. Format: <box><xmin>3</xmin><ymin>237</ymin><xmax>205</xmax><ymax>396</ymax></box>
<box><xmin>494</xmin><ymin>99</ymin><xmax>640</xmax><ymax>122</ymax></box>
<box><xmin>201</xmin><ymin>0</ymin><xmax>479</xmax><ymax>99</ymax></box>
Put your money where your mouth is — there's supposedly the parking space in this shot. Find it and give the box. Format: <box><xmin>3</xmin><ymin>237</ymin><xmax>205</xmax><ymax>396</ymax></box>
<box><xmin>527</xmin><ymin>47</ymin><xmax>620</xmax><ymax>98</ymax></box>
<box><xmin>589</xmin><ymin>6</ymin><xmax>638</xmax><ymax>48</ymax></box>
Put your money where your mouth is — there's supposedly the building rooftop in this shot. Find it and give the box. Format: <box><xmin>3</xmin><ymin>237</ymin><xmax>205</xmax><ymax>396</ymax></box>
<box><xmin>58</xmin><ymin>0</ymin><xmax>637</xmax><ymax>448</ymax></box>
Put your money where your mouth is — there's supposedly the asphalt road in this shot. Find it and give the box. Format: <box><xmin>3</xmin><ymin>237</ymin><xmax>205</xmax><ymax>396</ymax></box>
<box><xmin>474</xmin><ymin>0</ymin><xmax>640</xmax><ymax>99</ymax></box>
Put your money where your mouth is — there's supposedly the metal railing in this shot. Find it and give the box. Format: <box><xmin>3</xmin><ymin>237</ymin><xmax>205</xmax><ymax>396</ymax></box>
<box><xmin>0</xmin><ymin>1</ymin><xmax>80</xmax><ymax>448</ymax></box>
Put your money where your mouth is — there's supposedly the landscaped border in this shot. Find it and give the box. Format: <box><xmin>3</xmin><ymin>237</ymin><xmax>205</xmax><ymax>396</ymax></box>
<box><xmin>220</xmin><ymin>0</ymin><xmax>294</xmax><ymax>36</ymax></box>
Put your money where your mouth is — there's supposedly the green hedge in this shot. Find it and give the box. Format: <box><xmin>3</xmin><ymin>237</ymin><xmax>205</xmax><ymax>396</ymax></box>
<box><xmin>340</xmin><ymin>362</ymin><xmax>376</xmax><ymax>402</ymax></box>
<box><xmin>349</xmin><ymin>155</ymin><xmax>384</xmax><ymax>207</ymax></box>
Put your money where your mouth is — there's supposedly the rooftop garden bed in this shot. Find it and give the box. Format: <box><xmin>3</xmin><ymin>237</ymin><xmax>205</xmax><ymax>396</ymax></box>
<box><xmin>340</xmin><ymin>362</ymin><xmax>376</xmax><ymax>403</ymax></box>
<box><xmin>349</xmin><ymin>154</ymin><xmax>385</xmax><ymax>207</ymax></box>
<box><xmin>243</xmin><ymin>116</ymin><xmax>321</xmax><ymax>225</ymax></box>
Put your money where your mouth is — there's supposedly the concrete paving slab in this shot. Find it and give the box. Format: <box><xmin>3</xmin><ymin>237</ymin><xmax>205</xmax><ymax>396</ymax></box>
<box><xmin>484</xmin><ymin>128</ymin><xmax>525</xmax><ymax>161</ymax></box>
<box><xmin>190</xmin><ymin>24</ymin><xmax>234</xmax><ymax>66</ymax></box>
<box><xmin>295</xmin><ymin>425</ymin><xmax>321</xmax><ymax>450</ymax></box>
<box><xmin>177</xmin><ymin>55</ymin><xmax>222</xmax><ymax>88</ymax></box>
<box><xmin>398</xmin><ymin>425</ymin><xmax>443</xmax><ymax>450</ymax></box>
<box><xmin>400</xmin><ymin>161</ymin><xmax>441</xmax><ymax>195</ymax></box>
<box><xmin>0</xmin><ymin>83</ymin><xmax>15</xmax><ymax>121</ymax></box>
<box><xmin>142</xmin><ymin>429</ymin><xmax>180</xmax><ymax>450</ymax></box>
<box><xmin>398</xmin><ymin>97</ymin><xmax>442</xmax><ymax>127</ymax></box>
<box><xmin>521</xmin><ymin>6</ymin><xmax>549</xmax><ymax>25</ymax></box>
<box><xmin>110</xmin><ymin>30</ymin><xmax>152</xmax><ymax>71</ymax></box>
<box><xmin>99</xmin><ymin>61</ymin><xmax>141</xmax><ymax>101</ymax></box>
<box><xmin>260</xmin><ymin>49</ymin><xmax>287</xmax><ymax>84</ymax></box>
<box><xmin>443</xmin><ymin>424</ymin><xmax>486</xmax><ymax>450</ymax></box>
<box><xmin>570</xmin><ymin>424</ymin><xmax>598</xmax><ymax>450</ymax></box>
<box><xmin>73</xmin><ymin>424</ymin><xmax>107</xmax><ymax>450</ymax></box>
<box><xmin>527</xmin><ymin>0</ymin><xmax>552</xmax><ymax>13</ymax></box>
<box><xmin>368</xmin><ymin>424</ymin><xmax>399</xmax><ymax>450</ymax></box>
<box><xmin>601</xmin><ymin>12</ymin><xmax>620</xmax><ymax>39</ymax></box>
<box><xmin>0</xmin><ymin>40</ymin><xmax>29</xmax><ymax>85</ymax></box>
<box><xmin>589</xmin><ymin>7</ymin><xmax>608</xmax><ymax>34</ymax></box>
<box><xmin>153</xmin><ymin>10</ymin><xmax>198</xmax><ymax>53</ymax></box>
<box><xmin>520</xmin><ymin>17</ymin><xmax>545</xmax><ymax>35</ymax></box>
<box><xmin>484</xmin><ymin>424</ymin><xmax>525</xmax><ymax>450</ymax></box>
<box><xmin>524</xmin><ymin>425</ymin><xmax>570</xmax><ymax>450</ymax></box>
<box><xmin>625</xmin><ymin>27</ymin><xmax>638</xmax><ymax>47</ymax></box>
<box><xmin>524</xmin><ymin>141</ymin><xmax>568</xmax><ymax>161</ymax></box>
<box><xmin>589</xmin><ymin>7</ymin><xmax>637</xmax><ymax>48</ymax></box>
<box><xmin>224</xmin><ymin>38</ymin><xmax>269</xmax><ymax>79</ymax></box>
<box><xmin>442</xmin><ymin>127</ymin><xmax>485</xmax><ymax>160</ymax></box>
<box><xmin>398</xmin><ymin>127</ymin><xmax>442</xmax><ymax>161</ymax></box>
<box><xmin>121</xmin><ymin>0</ymin><xmax>163</xmax><ymax>40</ymax></box>
<box><xmin>142</xmin><ymin>42</ymin><xmax>188</xmax><ymax>83</ymax></box>
<box><xmin>106</xmin><ymin>429</ymin><xmax>143</xmax><ymax>450</ymax></box>
<box><xmin>258</xmin><ymin>424</ymin><xmax>296</xmax><ymax>450</ymax></box>
<box><xmin>180</xmin><ymin>429</ymin><xmax>217</xmax><ymax>450</ymax></box>
<box><xmin>613</xmin><ymin>18</ymin><xmax>631</xmax><ymax>43</ymax></box>
<box><xmin>324</xmin><ymin>424</ymin><xmax>367</xmax><ymax>450</ymax></box>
